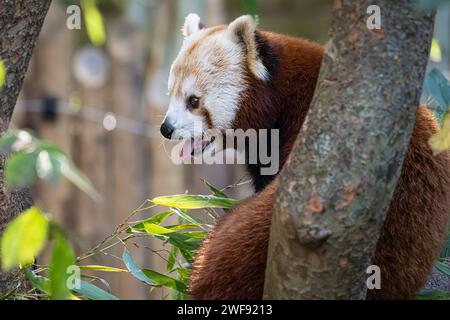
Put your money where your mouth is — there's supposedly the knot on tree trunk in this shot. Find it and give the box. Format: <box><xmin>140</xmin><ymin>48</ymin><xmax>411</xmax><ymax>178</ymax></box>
<box><xmin>296</xmin><ymin>225</ymin><xmax>332</xmax><ymax>249</ymax></box>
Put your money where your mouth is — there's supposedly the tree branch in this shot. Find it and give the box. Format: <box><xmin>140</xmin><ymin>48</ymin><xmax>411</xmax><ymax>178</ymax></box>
<box><xmin>264</xmin><ymin>0</ymin><xmax>434</xmax><ymax>299</ymax></box>
<box><xmin>0</xmin><ymin>0</ymin><xmax>51</xmax><ymax>295</ymax></box>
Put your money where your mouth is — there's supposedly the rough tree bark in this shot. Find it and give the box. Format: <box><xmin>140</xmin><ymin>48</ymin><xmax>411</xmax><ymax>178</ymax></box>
<box><xmin>264</xmin><ymin>0</ymin><xmax>435</xmax><ymax>299</ymax></box>
<box><xmin>0</xmin><ymin>0</ymin><xmax>51</xmax><ymax>295</ymax></box>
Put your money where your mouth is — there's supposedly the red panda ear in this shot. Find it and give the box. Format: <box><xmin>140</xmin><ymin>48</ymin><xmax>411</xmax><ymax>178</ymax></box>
<box><xmin>227</xmin><ymin>15</ymin><xmax>268</xmax><ymax>81</ymax></box>
<box><xmin>182</xmin><ymin>13</ymin><xmax>205</xmax><ymax>38</ymax></box>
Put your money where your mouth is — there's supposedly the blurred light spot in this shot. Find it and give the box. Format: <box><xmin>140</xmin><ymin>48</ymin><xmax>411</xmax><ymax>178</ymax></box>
<box><xmin>73</xmin><ymin>46</ymin><xmax>109</xmax><ymax>89</ymax></box>
<box><xmin>103</xmin><ymin>112</ymin><xmax>117</xmax><ymax>131</ymax></box>
<box><xmin>36</xmin><ymin>151</ymin><xmax>51</xmax><ymax>180</ymax></box>
<box><xmin>69</xmin><ymin>91</ymin><xmax>82</xmax><ymax>112</ymax></box>
<box><xmin>13</xmin><ymin>131</ymin><xmax>33</xmax><ymax>150</ymax></box>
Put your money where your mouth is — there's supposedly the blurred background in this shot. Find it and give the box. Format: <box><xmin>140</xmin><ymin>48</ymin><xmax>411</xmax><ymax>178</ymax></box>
<box><xmin>8</xmin><ymin>0</ymin><xmax>450</xmax><ymax>299</ymax></box>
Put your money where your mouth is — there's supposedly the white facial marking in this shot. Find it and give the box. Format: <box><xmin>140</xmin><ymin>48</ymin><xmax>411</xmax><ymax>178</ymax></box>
<box><xmin>165</xmin><ymin>29</ymin><xmax>248</xmax><ymax>139</ymax></box>
<box><xmin>164</xmin><ymin>15</ymin><xmax>268</xmax><ymax>140</ymax></box>
<box><xmin>165</xmin><ymin>76</ymin><xmax>200</xmax><ymax>136</ymax></box>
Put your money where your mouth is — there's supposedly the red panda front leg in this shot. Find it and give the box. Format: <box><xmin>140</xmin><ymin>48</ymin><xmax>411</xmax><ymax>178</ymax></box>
<box><xmin>189</xmin><ymin>180</ymin><xmax>278</xmax><ymax>300</ymax></box>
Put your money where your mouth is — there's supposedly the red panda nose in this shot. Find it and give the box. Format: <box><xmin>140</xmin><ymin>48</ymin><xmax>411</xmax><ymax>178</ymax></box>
<box><xmin>160</xmin><ymin>121</ymin><xmax>174</xmax><ymax>139</ymax></box>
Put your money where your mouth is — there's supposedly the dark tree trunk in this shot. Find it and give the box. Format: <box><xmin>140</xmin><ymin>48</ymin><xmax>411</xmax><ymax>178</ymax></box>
<box><xmin>0</xmin><ymin>0</ymin><xmax>51</xmax><ymax>295</ymax></box>
<box><xmin>264</xmin><ymin>0</ymin><xmax>435</xmax><ymax>299</ymax></box>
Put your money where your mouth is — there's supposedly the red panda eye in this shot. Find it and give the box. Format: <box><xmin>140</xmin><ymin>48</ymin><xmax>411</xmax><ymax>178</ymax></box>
<box><xmin>187</xmin><ymin>96</ymin><xmax>200</xmax><ymax>109</ymax></box>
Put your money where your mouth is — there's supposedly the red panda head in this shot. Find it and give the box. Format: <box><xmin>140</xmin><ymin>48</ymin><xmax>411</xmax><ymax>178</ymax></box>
<box><xmin>160</xmin><ymin>14</ymin><xmax>269</xmax><ymax>156</ymax></box>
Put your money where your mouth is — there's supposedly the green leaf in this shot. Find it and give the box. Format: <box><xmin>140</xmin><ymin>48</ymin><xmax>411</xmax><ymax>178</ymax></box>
<box><xmin>144</xmin><ymin>223</ymin><xmax>175</xmax><ymax>235</ymax></box>
<box><xmin>5</xmin><ymin>151</ymin><xmax>39</xmax><ymax>188</ymax></box>
<box><xmin>166</xmin><ymin>224</ymin><xmax>201</xmax><ymax>231</ymax></box>
<box><xmin>179</xmin><ymin>249</ymin><xmax>195</xmax><ymax>264</ymax></box>
<box><xmin>184</xmin><ymin>231</ymin><xmax>207</xmax><ymax>238</ymax></box>
<box><xmin>24</xmin><ymin>267</ymin><xmax>51</xmax><ymax>294</ymax></box>
<box><xmin>0</xmin><ymin>132</ymin><xmax>98</xmax><ymax>199</ymax></box>
<box><xmin>1</xmin><ymin>207</ymin><xmax>49</xmax><ymax>270</ymax></box>
<box><xmin>73</xmin><ymin>280</ymin><xmax>119</xmax><ymax>300</ymax></box>
<box><xmin>172</xmin><ymin>208</ymin><xmax>203</xmax><ymax>226</ymax></box>
<box><xmin>122</xmin><ymin>250</ymin><xmax>153</xmax><ymax>285</ymax></box>
<box><xmin>128</xmin><ymin>211</ymin><xmax>173</xmax><ymax>233</ymax></box>
<box><xmin>37</xmin><ymin>142</ymin><xmax>99</xmax><ymax>200</ymax></box>
<box><xmin>60</xmin><ymin>158</ymin><xmax>100</xmax><ymax>201</ymax></box>
<box><xmin>81</xmin><ymin>0</ymin><xmax>106</xmax><ymax>46</ymax></box>
<box><xmin>430</xmin><ymin>39</ymin><xmax>442</xmax><ymax>63</ymax></box>
<box><xmin>152</xmin><ymin>194</ymin><xmax>237</xmax><ymax>210</ymax></box>
<box><xmin>49</xmin><ymin>232</ymin><xmax>75</xmax><ymax>300</ymax></box>
<box><xmin>170</xmin><ymin>265</ymin><xmax>191</xmax><ymax>299</ymax></box>
<box><xmin>79</xmin><ymin>265</ymin><xmax>127</xmax><ymax>273</ymax></box>
<box><xmin>0</xmin><ymin>134</ymin><xmax>17</xmax><ymax>154</ymax></box>
<box><xmin>165</xmin><ymin>232</ymin><xmax>203</xmax><ymax>251</ymax></box>
<box><xmin>81</xmin><ymin>274</ymin><xmax>112</xmax><ymax>293</ymax></box>
<box><xmin>177</xmin><ymin>265</ymin><xmax>191</xmax><ymax>280</ymax></box>
<box><xmin>167</xmin><ymin>246</ymin><xmax>179</xmax><ymax>272</ymax></box>
<box><xmin>0</xmin><ymin>59</ymin><xmax>5</xmax><ymax>88</ymax></box>
<box><xmin>435</xmin><ymin>260</ymin><xmax>450</xmax><ymax>276</ymax></box>
<box><xmin>202</xmin><ymin>179</ymin><xmax>228</xmax><ymax>198</ymax></box>
<box><xmin>143</xmin><ymin>223</ymin><xmax>204</xmax><ymax>251</ymax></box>
<box><xmin>142</xmin><ymin>269</ymin><xmax>187</xmax><ymax>293</ymax></box>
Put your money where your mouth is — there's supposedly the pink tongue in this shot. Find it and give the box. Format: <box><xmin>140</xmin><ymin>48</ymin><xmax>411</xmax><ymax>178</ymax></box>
<box><xmin>179</xmin><ymin>138</ymin><xmax>203</xmax><ymax>161</ymax></box>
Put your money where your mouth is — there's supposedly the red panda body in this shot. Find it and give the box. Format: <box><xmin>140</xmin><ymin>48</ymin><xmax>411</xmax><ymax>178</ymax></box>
<box><xmin>188</xmin><ymin>31</ymin><xmax>450</xmax><ymax>300</ymax></box>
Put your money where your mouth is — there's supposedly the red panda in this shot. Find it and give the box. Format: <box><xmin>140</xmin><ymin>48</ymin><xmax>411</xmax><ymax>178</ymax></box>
<box><xmin>161</xmin><ymin>14</ymin><xmax>450</xmax><ymax>299</ymax></box>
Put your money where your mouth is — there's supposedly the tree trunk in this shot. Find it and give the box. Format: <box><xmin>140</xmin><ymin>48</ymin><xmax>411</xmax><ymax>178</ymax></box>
<box><xmin>0</xmin><ymin>0</ymin><xmax>51</xmax><ymax>295</ymax></box>
<box><xmin>264</xmin><ymin>0</ymin><xmax>435</xmax><ymax>299</ymax></box>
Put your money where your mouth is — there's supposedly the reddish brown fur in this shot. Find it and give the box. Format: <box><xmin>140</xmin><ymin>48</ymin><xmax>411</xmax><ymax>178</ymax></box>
<box><xmin>189</xmin><ymin>32</ymin><xmax>450</xmax><ymax>299</ymax></box>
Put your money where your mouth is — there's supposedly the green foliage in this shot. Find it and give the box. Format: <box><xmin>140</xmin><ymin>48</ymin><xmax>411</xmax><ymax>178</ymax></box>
<box><xmin>122</xmin><ymin>185</ymin><xmax>232</xmax><ymax>299</ymax></box>
<box><xmin>152</xmin><ymin>194</ymin><xmax>237</xmax><ymax>210</ymax></box>
<box><xmin>49</xmin><ymin>231</ymin><xmax>75</xmax><ymax>300</ymax></box>
<box><xmin>73</xmin><ymin>280</ymin><xmax>119</xmax><ymax>300</ymax></box>
<box><xmin>202</xmin><ymin>179</ymin><xmax>228</xmax><ymax>198</ymax></box>
<box><xmin>123</xmin><ymin>250</ymin><xmax>154</xmax><ymax>286</ymax></box>
<box><xmin>123</xmin><ymin>247</ymin><xmax>187</xmax><ymax>293</ymax></box>
<box><xmin>1</xmin><ymin>207</ymin><xmax>49</xmax><ymax>270</ymax></box>
<box><xmin>141</xmin><ymin>269</ymin><xmax>187</xmax><ymax>293</ymax></box>
<box><xmin>0</xmin><ymin>131</ymin><xmax>110</xmax><ymax>300</ymax></box>
<box><xmin>81</xmin><ymin>0</ymin><xmax>106</xmax><ymax>46</ymax></box>
<box><xmin>79</xmin><ymin>265</ymin><xmax>127</xmax><ymax>273</ymax></box>
<box><xmin>0</xmin><ymin>59</ymin><xmax>5</xmax><ymax>88</ymax></box>
<box><xmin>2</xmin><ymin>210</ymin><xmax>121</xmax><ymax>300</ymax></box>
<box><xmin>0</xmin><ymin>130</ymin><xmax>99</xmax><ymax>200</ymax></box>
<box><xmin>430</xmin><ymin>39</ymin><xmax>442</xmax><ymax>63</ymax></box>
<box><xmin>24</xmin><ymin>267</ymin><xmax>51</xmax><ymax>294</ymax></box>
<box><xmin>5</xmin><ymin>151</ymin><xmax>40</xmax><ymax>188</ymax></box>
<box><xmin>0</xmin><ymin>128</ymin><xmax>228</xmax><ymax>300</ymax></box>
